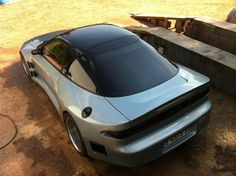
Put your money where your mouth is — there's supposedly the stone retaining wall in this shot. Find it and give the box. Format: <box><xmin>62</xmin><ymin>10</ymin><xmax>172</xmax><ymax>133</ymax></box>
<box><xmin>184</xmin><ymin>17</ymin><xmax>236</xmax><ymax>55</ymax></box>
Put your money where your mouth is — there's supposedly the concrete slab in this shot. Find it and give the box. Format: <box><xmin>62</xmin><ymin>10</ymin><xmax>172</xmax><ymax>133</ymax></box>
<box><xmin>184</xmin><ymin>17</ymin><xmax>236</xmax><ymax>54</ymax></box>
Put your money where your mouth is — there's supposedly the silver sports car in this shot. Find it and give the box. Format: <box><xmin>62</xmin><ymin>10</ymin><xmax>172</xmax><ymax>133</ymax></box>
<box><xmin>20</xmin><ymin>24</ymin><xmax>212</xmax><ymax>166</ymax></box>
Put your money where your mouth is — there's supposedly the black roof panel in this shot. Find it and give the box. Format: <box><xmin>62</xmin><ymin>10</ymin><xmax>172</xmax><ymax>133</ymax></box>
<box><xmin>61</xmin><ymin>24</ymin><xmax>137</xmax><ymax>54</ymax></box>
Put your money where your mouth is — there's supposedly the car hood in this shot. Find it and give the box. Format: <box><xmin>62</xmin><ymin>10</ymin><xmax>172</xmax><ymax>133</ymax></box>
<box><xmin>26</xmin><ymin>29</ymin><xmax>69</xmax><ymax>48</ymax></box>
<box><xmin>105</xmin><ymin>65</ymin><xmax>210</xmax><ymax>126</ymax></box>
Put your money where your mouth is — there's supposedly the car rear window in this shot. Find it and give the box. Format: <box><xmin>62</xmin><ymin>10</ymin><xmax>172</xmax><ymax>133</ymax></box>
<box><xmin>77</xmin><ymin>39</ymin><xmax>178</xmax><ymax>97</ymax></box>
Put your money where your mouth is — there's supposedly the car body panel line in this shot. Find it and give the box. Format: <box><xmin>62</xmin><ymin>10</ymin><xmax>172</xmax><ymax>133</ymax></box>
<box><xmin>104</xmin><ymin>97</ymin><xmax>131</xmax><ymax>126</ymax></box>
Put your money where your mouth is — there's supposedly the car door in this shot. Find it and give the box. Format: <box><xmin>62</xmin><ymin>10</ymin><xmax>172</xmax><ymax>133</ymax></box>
<box><xmin>32</xmin><ymin>38</ymin><xmax>72</xmax><ymax>112</ymax></box>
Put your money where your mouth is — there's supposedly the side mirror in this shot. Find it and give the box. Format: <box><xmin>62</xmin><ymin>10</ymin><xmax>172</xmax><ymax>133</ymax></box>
<box><xmin>31</xmin><ymin>48</ymin><xmax>42</xmax><ymax>55</ymax></box>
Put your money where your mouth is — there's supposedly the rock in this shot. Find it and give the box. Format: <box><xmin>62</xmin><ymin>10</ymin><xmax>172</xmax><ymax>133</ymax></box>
<box><xmin>227</xmin><ymin>8</ymin><xmax>236</xmax><ymax>24</ymax></box>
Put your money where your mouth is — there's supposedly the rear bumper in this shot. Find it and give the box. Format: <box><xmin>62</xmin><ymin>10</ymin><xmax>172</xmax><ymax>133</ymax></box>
<box><xmin>84</xmin><ymin>99</ymin><xmax>212</xmax><ymax>167</ymax></box>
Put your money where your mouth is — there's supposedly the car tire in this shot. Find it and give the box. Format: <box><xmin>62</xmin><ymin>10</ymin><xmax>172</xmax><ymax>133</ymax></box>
<box><xmin>20</xmin><ymin>53</ymin><xmax>31</xmax><ymax>80</ymax></box>
<box><xmin>64</xmin><ymin>113</ymin><xmax>87</xmax><ymax>156</ymax></box>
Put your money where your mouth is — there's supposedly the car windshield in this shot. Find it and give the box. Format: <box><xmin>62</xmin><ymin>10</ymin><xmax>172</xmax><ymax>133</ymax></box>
<box><xmin>78</xmin><ymin>39</ymin><xmax>178</xmax><ymax>97</ymax></box>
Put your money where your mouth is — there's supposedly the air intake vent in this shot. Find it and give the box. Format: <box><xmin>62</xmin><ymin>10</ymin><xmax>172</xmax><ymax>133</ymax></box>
<box><xmin>27</xmin><ymin>62</ymin><xmax>34</xmax><ymax>68</ymax></box>
<box><xmin>90</xmin><ymin>141</ymin><xmax>107</xmax><ymax>155</ymax></box>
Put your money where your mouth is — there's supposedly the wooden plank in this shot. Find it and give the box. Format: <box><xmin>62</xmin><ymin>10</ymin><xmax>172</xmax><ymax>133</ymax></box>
<box><xmin>175</xmin><ymin>19</ymin><xmax>184</xmax><ymax>33</ymax></box>
<box><xmin>131</xmin><ymin>13</ymin><xmax>195</xmax><ymax>20</ymax></box>
<box><xmin>130</xmin><ymin>13</ymin><xmax>194</xmax><ymax>30</ymax></box>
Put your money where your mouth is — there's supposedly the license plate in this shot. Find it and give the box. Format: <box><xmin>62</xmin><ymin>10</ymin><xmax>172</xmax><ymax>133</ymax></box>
<box><xmin>163</xmin><ymin>127</ymin><xmax>193</xmax><ymax>148</ymax></box>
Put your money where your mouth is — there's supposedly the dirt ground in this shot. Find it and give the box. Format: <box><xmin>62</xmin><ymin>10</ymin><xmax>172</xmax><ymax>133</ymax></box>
<box><xmin>0</xmin><ymin>61</ymin><xmax>236</xmax><ymax>176</ymax></box>
<box><xmin>0</xmin><ymin>0</ymin><xmax>236</xmax><ymax>176</ymax></box>
<box><xmin>1</xmin><ymin>0</ymin><xmax>236</xmax><ymax>64</ymax></box>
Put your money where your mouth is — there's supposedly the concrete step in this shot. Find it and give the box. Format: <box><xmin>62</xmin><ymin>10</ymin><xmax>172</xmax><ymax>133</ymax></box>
<box><xmin>184</xmin><ymin>17</ymin><xmax>236</xmax><ymax>55</ymax></box>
